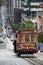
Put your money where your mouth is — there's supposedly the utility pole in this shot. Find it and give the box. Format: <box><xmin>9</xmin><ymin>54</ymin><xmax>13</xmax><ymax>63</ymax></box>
<box><xmin>27</xmin><ymin>0</ymin><xmax>30</xmax><ymax>16</ymax></box>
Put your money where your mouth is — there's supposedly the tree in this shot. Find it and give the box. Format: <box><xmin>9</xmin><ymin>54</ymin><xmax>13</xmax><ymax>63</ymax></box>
<box><xmin>38</xmin><ymin>32</ymin><xmax>43</xmax><ymax>43</ymax></box>
<box><xmin>11</xmin><ymin>23</ymin><xmax>22</xmax><ymax>30</ymax></box>
<box><xmin>11</xmin><ymin>20</ymin><xmax>34</xmax><ymax>31</ymax></box>
<box><xmin>22</xmin><ymin>20</ymin><xmax>34</xmax><ymax>30</ymax></box>
<box><xmin>11</xmin><ymin>24</ymin><xmax>19</xmax><ymax>30</ymax></box>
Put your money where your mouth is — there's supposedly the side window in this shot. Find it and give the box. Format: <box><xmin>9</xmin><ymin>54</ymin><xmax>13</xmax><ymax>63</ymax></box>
<box><xmin>31</xmin><ymin>35</ymin><xmax>35</xmax><ymax>42</ymax></box>
<box><xmin>25</xmin><ymin>34</ymin><xmax>29</xmax><ymax>42</ymax></box>
<box><xmin>19</xmin><ymin>34</ymin><xmax>24</xmax><ymax>42</ymax></box>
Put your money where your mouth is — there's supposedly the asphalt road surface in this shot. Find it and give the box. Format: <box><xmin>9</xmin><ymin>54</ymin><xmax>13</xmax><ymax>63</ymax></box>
<box><xmin>0</xmin><ymin>37</ymin><xmax>43</xmax><ymax>65</ymax></box>
<box><xmin>0</xmin><ymin>49</ymin><xmax>30</xmax><ymax>65</ymax></box>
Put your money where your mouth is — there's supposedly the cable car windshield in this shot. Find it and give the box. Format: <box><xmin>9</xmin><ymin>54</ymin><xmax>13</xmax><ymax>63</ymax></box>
<box><xmin>25</xmin><ymin>34</ymin><xmax>29</xmax><ymax>42</ymax></box>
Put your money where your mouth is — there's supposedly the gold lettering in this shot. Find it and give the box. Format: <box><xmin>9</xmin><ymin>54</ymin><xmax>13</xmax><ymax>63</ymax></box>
<box><xmin>18</xmin><ymin>44</ymin><xmax>36</xmax><ymax>50</ymax></box>
<box><xmin>29</xmin><ymin>46</ymin><xmax>36</xmax><ymax>49</ymax></box>
<box><xmin>19</xmin><ymin>44</ymin><xmax>25</xmax><ymax>49</ymax></box>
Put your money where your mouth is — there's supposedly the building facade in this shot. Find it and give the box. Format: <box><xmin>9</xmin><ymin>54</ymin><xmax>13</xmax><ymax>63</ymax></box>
<box><xmin>22</xmin><ymin>0</ymin><xmax>43</xmax><ymax>18</ymax></box>
<box><xmin>1</xmin><ymin>0</ymin><xmax>43</xmax><ymax>25</ymax></box>
<box><xmin>0</xmin><ymin>7</ymin><xmax>1</xmax><ymax>19</ymax></box>
<box><xmin>11</xmin><ymin>0</ymin><xmax>43</xmax><ymax>25</ymax></box>
<box><xmin>13</xmin><ymin>0</ymin><xmax>22</xmax><ymax>24</ymax></box>
<box><xmin>6</xmin><ymin>0</ymin><xmax>14</xmax><ymax>24</ymax></box>
<box><xmin>36</xmin><ymin>2</ymin><xmax>43</xmax><ymax>32</ymax></box>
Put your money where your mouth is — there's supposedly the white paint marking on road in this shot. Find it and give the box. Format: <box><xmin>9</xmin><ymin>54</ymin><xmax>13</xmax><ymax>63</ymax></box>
<box><xmin>6</xmin><ymin>50</ymin><xmax>20</xmax><ymax>65</ymax></box>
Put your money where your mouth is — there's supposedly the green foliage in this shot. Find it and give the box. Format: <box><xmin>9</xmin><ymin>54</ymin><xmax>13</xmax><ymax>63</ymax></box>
<box><xmin>11</xmin><ymin>20</ymin><xmax>34</xmax><ymax>30</ymax></box>
<box><xmin>11</xmin><ymin>24</ymin><xmax>18</xmax><ymax>30</ymax></box>
<box><xmin>22</xmin><ymin>20</ymin><xmax>34</xmax><ymax>30</ymax></box>
<box><xmin>38</xmin><ymin>32</ymin><xmax>43</xmax><ymax>43</ymax></box>
<box><xmin>11</xmin><ymin>24</ymin><xmax>21</xmax><ymax>30</ymax></box>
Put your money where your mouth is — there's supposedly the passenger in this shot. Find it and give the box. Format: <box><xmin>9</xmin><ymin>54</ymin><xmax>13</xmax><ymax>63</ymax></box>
<box><xmin>13</xmin><ymin>38</ymin><xmax>17</xmax><ymax>53</ymax></box>
<box><xmin>38</xmin><ymin>43</ymin><xmax>40</xmax><ymax>50</ymax></box>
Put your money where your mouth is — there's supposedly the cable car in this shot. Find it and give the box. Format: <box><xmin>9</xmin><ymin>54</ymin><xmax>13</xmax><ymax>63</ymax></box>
<box><xmin>14</xmin><ymin>29</ymin><xmax>38</xmax><ymax>56</ymax></box>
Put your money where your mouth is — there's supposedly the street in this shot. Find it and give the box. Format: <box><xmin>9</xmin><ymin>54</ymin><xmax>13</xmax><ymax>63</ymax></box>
<box><xmin>0</xmin><ymin>37</ymin><xmax>43</xmax><ymax>65</ymax></box>
<box><xmin>0</xmin><ymin>49</ymin><xmax>43</xmax><ymax>65</ymax></box>
<box><xmin>0</xmin><ymin>37</ymin><xmax>31</xmax><ymax>65</ymax></box>
<box><xmin>0</xmin><ymin>49</ymin><xmax>31</xmax><ymax>65</ymax></box>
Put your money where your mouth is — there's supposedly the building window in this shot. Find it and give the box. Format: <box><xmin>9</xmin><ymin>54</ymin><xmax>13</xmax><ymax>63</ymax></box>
<box><xmin>22</xmin><ymin>0</ymin><xmax>28</xmax><ymax>2</ymax></box>
<box><xmin>40</xmin><ymin>25</ymin><xmax>42</xmax><ymax>30</ymax></box>
<box><xmin>18</xmin><ymin>0</ymin><xmax>20</xmax><ymax>1</ymax></box>
<box><xmin>30</xmin><ymin>0</ymin><xmax>43</xmax><ymax>2</ymax></box>
<box><xmin>15</xmin><ymin>4</ymin><xmax>17</xmax><ymax>7</ymax></box>
<box><xmin>30</xmin><ymin>6</ymin><xmax>38</xmax><ymax>8</ymax></box>
<box><xmin>18</xmin><ymin>5</ymin><xmax>20</xmax><ymax>7</ymax></box>
<box><xmin>15</xmin><ymin>1</ymin><xmax>17</xmax><ymax>4</ymax></box>
<box><xmin>18</xmin><ymin>1</ymin><xmax>20</xmax><ymax>4</ymax></box>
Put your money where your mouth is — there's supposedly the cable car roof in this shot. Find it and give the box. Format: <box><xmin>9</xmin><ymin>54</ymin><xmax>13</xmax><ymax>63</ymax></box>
<box><xmin>16</xmin><ymin>29</ymin><xmax>37</xmax><ymax>34</ymax></box>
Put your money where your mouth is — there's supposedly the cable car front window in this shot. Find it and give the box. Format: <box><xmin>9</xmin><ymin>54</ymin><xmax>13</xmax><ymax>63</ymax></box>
<box><xmin>25</xmin><ymin>34</ymin><xmax>29</xmax><ymax>42</ymax></box>
<box><xmin>31</xmin><ymin>35</ymin><xmax>35</xmax><ymax>42</ymax></box>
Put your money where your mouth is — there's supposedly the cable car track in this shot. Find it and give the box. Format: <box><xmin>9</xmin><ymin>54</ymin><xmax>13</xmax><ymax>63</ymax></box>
<box><xmin>23</xmin><ymin>58</ymin><xmax>43</xmax><ymax>65</ymax></box>
<box><xmin>29</xmin><ymin>58</ymin><xmax>43</xmax><ymax>65</ymax></box>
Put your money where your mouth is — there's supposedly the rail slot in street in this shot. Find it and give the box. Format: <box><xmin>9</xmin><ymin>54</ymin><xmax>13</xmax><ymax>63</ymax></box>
<box><xmin>23</xmin><ymin>58</ymin><xmax>43</xmax><ymax>65</ymax></box>
<box><xmin>29</xmin><ymin>58</ymin><xmax>43</xmax><ymax>65</ymax></box>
